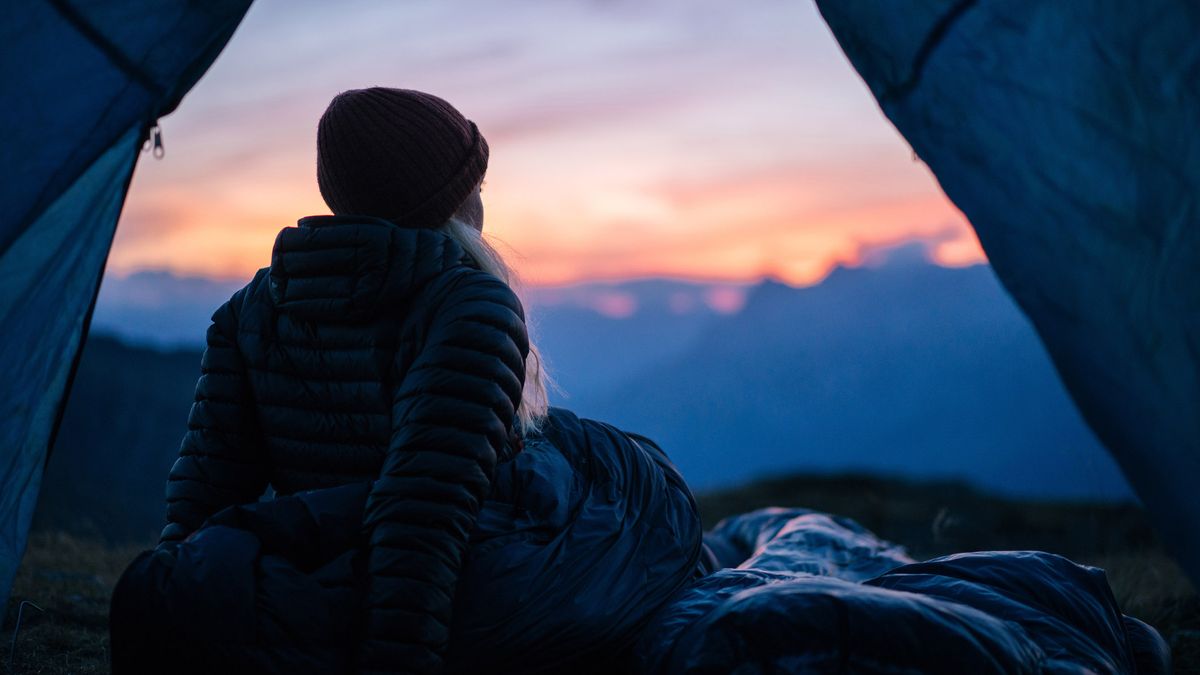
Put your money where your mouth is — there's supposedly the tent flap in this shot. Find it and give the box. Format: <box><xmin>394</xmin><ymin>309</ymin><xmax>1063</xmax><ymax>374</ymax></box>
<box><xmin>815</xmin><ymin>0</ymin><xmax>1200</xmax><ymax>580</ymax></box>
<box><xmin>0</xmin><ymin>0</ymin><xmax>252</xmax><ymax>608</ymax></box>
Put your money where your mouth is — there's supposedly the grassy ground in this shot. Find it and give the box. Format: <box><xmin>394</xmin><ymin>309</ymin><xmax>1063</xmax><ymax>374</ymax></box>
<box><xmin>1</xmin><ymin>533</ymin><xmax>147</xmax><ymax>674</ymax></box>
<box><xmin>3</xmin><ymin>474</ymin><xmax>1197</xmax><ymax>673</ymax></box>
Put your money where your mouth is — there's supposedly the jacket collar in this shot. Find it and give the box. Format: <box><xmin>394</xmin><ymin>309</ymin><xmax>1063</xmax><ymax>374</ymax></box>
<box><xmin>268</xmin><ymin>215</ymin><xmax>471</xmax><ymax>322</ymax></box>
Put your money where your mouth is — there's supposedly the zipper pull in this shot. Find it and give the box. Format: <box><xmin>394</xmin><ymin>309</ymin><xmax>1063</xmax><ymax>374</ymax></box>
<box><xmin>144</xmin><ymin>124</ymin><xmax>165</xmax><ymax>159</ymax></box>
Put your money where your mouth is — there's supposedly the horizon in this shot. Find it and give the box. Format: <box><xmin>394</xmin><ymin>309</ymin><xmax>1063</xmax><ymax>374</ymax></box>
<box><xmin>93</xmin><ymin>248</ymin><xmax>995</xmax><ymax>347</ymax></box>
<box><xmin>102</xmin><ymin>237</ymin><xmax>986</xmax><ymax>291</ymax></box>
<box><xmin>98</xmin><ymin>240</ymin><xmax>989</xmax><ymax>326</ymax></box>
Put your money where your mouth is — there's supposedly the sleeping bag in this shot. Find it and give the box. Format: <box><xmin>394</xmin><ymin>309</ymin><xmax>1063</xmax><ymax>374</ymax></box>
<box><xmin>635</xmin><ymin>508</ymin><xmax>1171</xmax><ymax>675</ymax></box>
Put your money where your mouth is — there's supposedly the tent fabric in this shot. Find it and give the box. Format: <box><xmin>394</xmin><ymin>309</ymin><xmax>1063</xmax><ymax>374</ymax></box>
<box><xmin>815</xmin><ymin>1</ymin><xmax>1200</xmax><ymax>581</ymax></box>
<box><xmin>0</xmin><ymin>0</ymin><xmax>252</xmax><ymax>608</ymax></box>
<box><xmin>0</xmin><ymin>126</ymin><xmax>139</xmax><ymax>607</ymax></box>
<box><xmin>633</xmin><ymin>508</ymin><xmax>1169</xmax><ymax>674</ymax></box>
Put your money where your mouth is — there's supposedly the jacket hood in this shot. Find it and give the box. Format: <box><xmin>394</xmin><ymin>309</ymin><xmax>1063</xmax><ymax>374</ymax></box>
<box><xmin>268</xmin><ymin>214</ymin><xmax>471</xmax><ymax>322</ymax></box>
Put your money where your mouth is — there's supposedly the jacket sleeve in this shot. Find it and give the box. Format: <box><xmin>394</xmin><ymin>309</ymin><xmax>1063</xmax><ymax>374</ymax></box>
<box><xmin>159</xmin><ymin>295</ymin><xmax>269</xmax><ymax>544</ymax></box>
<box><xmin>358</xmin><ymin>270</ymin><xmax>528</xmax><ymax>675</ymax></box>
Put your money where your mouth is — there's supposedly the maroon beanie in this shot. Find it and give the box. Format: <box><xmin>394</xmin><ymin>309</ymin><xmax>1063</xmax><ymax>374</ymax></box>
<box><xmin>316</xmin><ymin>87</ymin><xmax>489</xmax><ymax>228</ymax></box>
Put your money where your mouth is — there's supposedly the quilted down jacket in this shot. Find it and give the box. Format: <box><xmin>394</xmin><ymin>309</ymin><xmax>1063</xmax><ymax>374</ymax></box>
<box><xmin>158</xmin><ymin>214</ymin><xmax>529</xmax><ymax>674</ymax></box>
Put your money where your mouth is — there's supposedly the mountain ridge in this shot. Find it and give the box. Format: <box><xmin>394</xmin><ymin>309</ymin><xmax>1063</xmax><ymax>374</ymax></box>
<box><xmin>42</xmin><ymin>257</ymin><xmax>1131</xmax><ymax>543</ymax></box>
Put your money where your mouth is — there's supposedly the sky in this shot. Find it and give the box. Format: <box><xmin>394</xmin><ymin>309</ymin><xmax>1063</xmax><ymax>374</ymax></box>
<box><xmin>110</xmin><ymin>0</ymin><xmax>985</xmax><ymax>287</ymax></box>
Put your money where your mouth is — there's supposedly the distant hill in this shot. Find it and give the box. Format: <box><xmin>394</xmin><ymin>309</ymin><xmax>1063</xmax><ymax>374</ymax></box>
<box><xmin>91</xmin><ymin>270</ymin><xmax>245</xmax><ymax>347</ymax></box>
<box><xmin>569</xmin><ymin>260</ymin><xmax>1130</xmax><ymax>499</ymax></box>
<box><xmin>528</xmin><ymin>278</ymin><xmax>744</xmax><ymax>399</ymax></box>
<box><xmin>40</xmin><ymin>255</ymin><xmax>1131</xmax><ymax>541</ymax></box>
<box><xmin>36</xmin><ymin>335</ymin><xmax>200</xmax><ymax>542</ymax></box>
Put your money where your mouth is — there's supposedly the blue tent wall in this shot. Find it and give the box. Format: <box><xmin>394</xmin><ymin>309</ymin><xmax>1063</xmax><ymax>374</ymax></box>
<box><xmin>0</xmin><ymin>0</ymin><xmax>251</xmax><ymax>609</ymax></box>
<box><xmin>816</xmin><ymin>1</ymin><xmax>1200</xmax><ymax>581</ymax></box>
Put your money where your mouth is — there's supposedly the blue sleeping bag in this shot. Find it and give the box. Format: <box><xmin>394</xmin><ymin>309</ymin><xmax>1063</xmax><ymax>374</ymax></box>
<box><xmin>634</xmin><ymin>508</ymin><xmax>1171</xmax><ymax>675</ymax></box>
<box><xmin>110</xmin><ymin>408</ymin><xmax>704</xmax><ymax>674</ymax></box>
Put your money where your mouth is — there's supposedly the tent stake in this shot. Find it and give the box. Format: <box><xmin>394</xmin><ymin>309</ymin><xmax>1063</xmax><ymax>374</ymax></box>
<box><xmin>8</xmin><ymin>600</ymin><xmax>44</xmax><ymax>672</ymax></box>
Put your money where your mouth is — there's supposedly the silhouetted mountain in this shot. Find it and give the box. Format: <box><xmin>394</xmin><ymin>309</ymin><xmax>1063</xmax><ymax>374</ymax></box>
<box><xmin>529</xmin><ymin>278</ymin><xmax>742</xmax><ymax>399</ymax></box>
<box><xmin>93</xmin><ymin>270</ymin><xmax>746</xmax><ymax>406</ymax></box>
<box><xmin>569</xmin><ymin>262</ymin><xmax>1130</xmax><ymax>499</ymax></box>
<box><xmin>92</xmin><ymin>270</ymin><xmax>244</xmax><ymax>347</ymax></box>
<box><xmin>39</xmin><ymin>258</ymin><xmax>1132</xmax><ymax>541</ymax></box>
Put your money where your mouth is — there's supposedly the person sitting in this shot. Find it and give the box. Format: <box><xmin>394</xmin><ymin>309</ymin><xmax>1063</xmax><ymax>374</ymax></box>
<box><xmin>109</xmin><ymin>88</ymin><xmax>703</xmax><ymax>675</ymax></box>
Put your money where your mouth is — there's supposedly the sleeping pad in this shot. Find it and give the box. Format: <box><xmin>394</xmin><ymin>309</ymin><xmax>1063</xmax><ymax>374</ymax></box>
<box><xmin>633</xmin><ymin>508</ymin><xmax>1171</xmax><ymax>675</ymax></box>
<box><xmin>109</xmin><ymin>408</ymin><xmax>704</xmax><ymax>674</ymax></box>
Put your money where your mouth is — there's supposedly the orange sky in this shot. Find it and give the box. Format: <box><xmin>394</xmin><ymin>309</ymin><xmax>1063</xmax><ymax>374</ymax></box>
<box><xmin>107</xmin><ymin>0</ymin><xmax>984</xmax><ymax>288</ymax></box>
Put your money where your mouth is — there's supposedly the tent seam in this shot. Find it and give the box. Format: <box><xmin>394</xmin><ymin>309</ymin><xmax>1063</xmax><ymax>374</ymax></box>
<box><xmin>46</xmin><ymin>0</ymin><xmax>166</xmax><ymax>99</ymax></box>
<box><xmin>881</xmin><ymin>0</ymin><xmax>979</xmax><ymax>104</ymax></box>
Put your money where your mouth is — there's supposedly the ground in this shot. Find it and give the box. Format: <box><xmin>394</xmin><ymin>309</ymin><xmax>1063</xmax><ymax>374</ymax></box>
<box><xmin>2</xmin><ymin>534</ymin><xmax>143</xmax><ymax>674</ymax></box>
<box><xmin>3</xmin><ymin>474</ymin><xmax>1197</xmax><ymax>673</ymax></box>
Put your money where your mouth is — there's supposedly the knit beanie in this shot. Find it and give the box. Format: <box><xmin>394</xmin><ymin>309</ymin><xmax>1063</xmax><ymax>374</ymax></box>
<box><xmin>316</xmin><ymin>87</ymin><xmax>489</xmax><ymax>228</ymax></box>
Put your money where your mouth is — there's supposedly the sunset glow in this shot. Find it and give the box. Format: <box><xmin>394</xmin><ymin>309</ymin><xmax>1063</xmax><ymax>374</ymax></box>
<box><xmin>108</xmin><ymin>0</ymin><xmax>985</xmax><ymax>288</ymax></box>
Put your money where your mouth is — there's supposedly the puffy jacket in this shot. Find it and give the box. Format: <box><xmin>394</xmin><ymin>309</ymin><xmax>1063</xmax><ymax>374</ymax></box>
<box><xmin>160</xmin><ymin>214</ymin><xmax>529</xmax><ymax>674</ymax></box>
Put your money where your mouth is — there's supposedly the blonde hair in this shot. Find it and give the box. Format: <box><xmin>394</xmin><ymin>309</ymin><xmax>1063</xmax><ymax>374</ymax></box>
<box><xmin>440</xmin><ymin>217</ymin><xmax>551</xmax><ymax>434</ymax></box>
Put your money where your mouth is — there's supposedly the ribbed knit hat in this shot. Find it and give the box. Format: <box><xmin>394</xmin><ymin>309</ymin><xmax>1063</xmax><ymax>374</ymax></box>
<box><xmin>316</xmin><ymin>88</ymin><xmax>489</xmax><ymax>228</ymax></box>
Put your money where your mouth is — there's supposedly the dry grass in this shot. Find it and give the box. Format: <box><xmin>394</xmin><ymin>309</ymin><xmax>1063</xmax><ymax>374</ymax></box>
<box><xmin>1</xmin><ymin>533</ymin><xmax>149</xmax><ymax>674</ymax></box>
<box><xmin>1095</xmin><ymin>550</ymin><xmax>1200</xmax><ymax>672</ymax></box>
